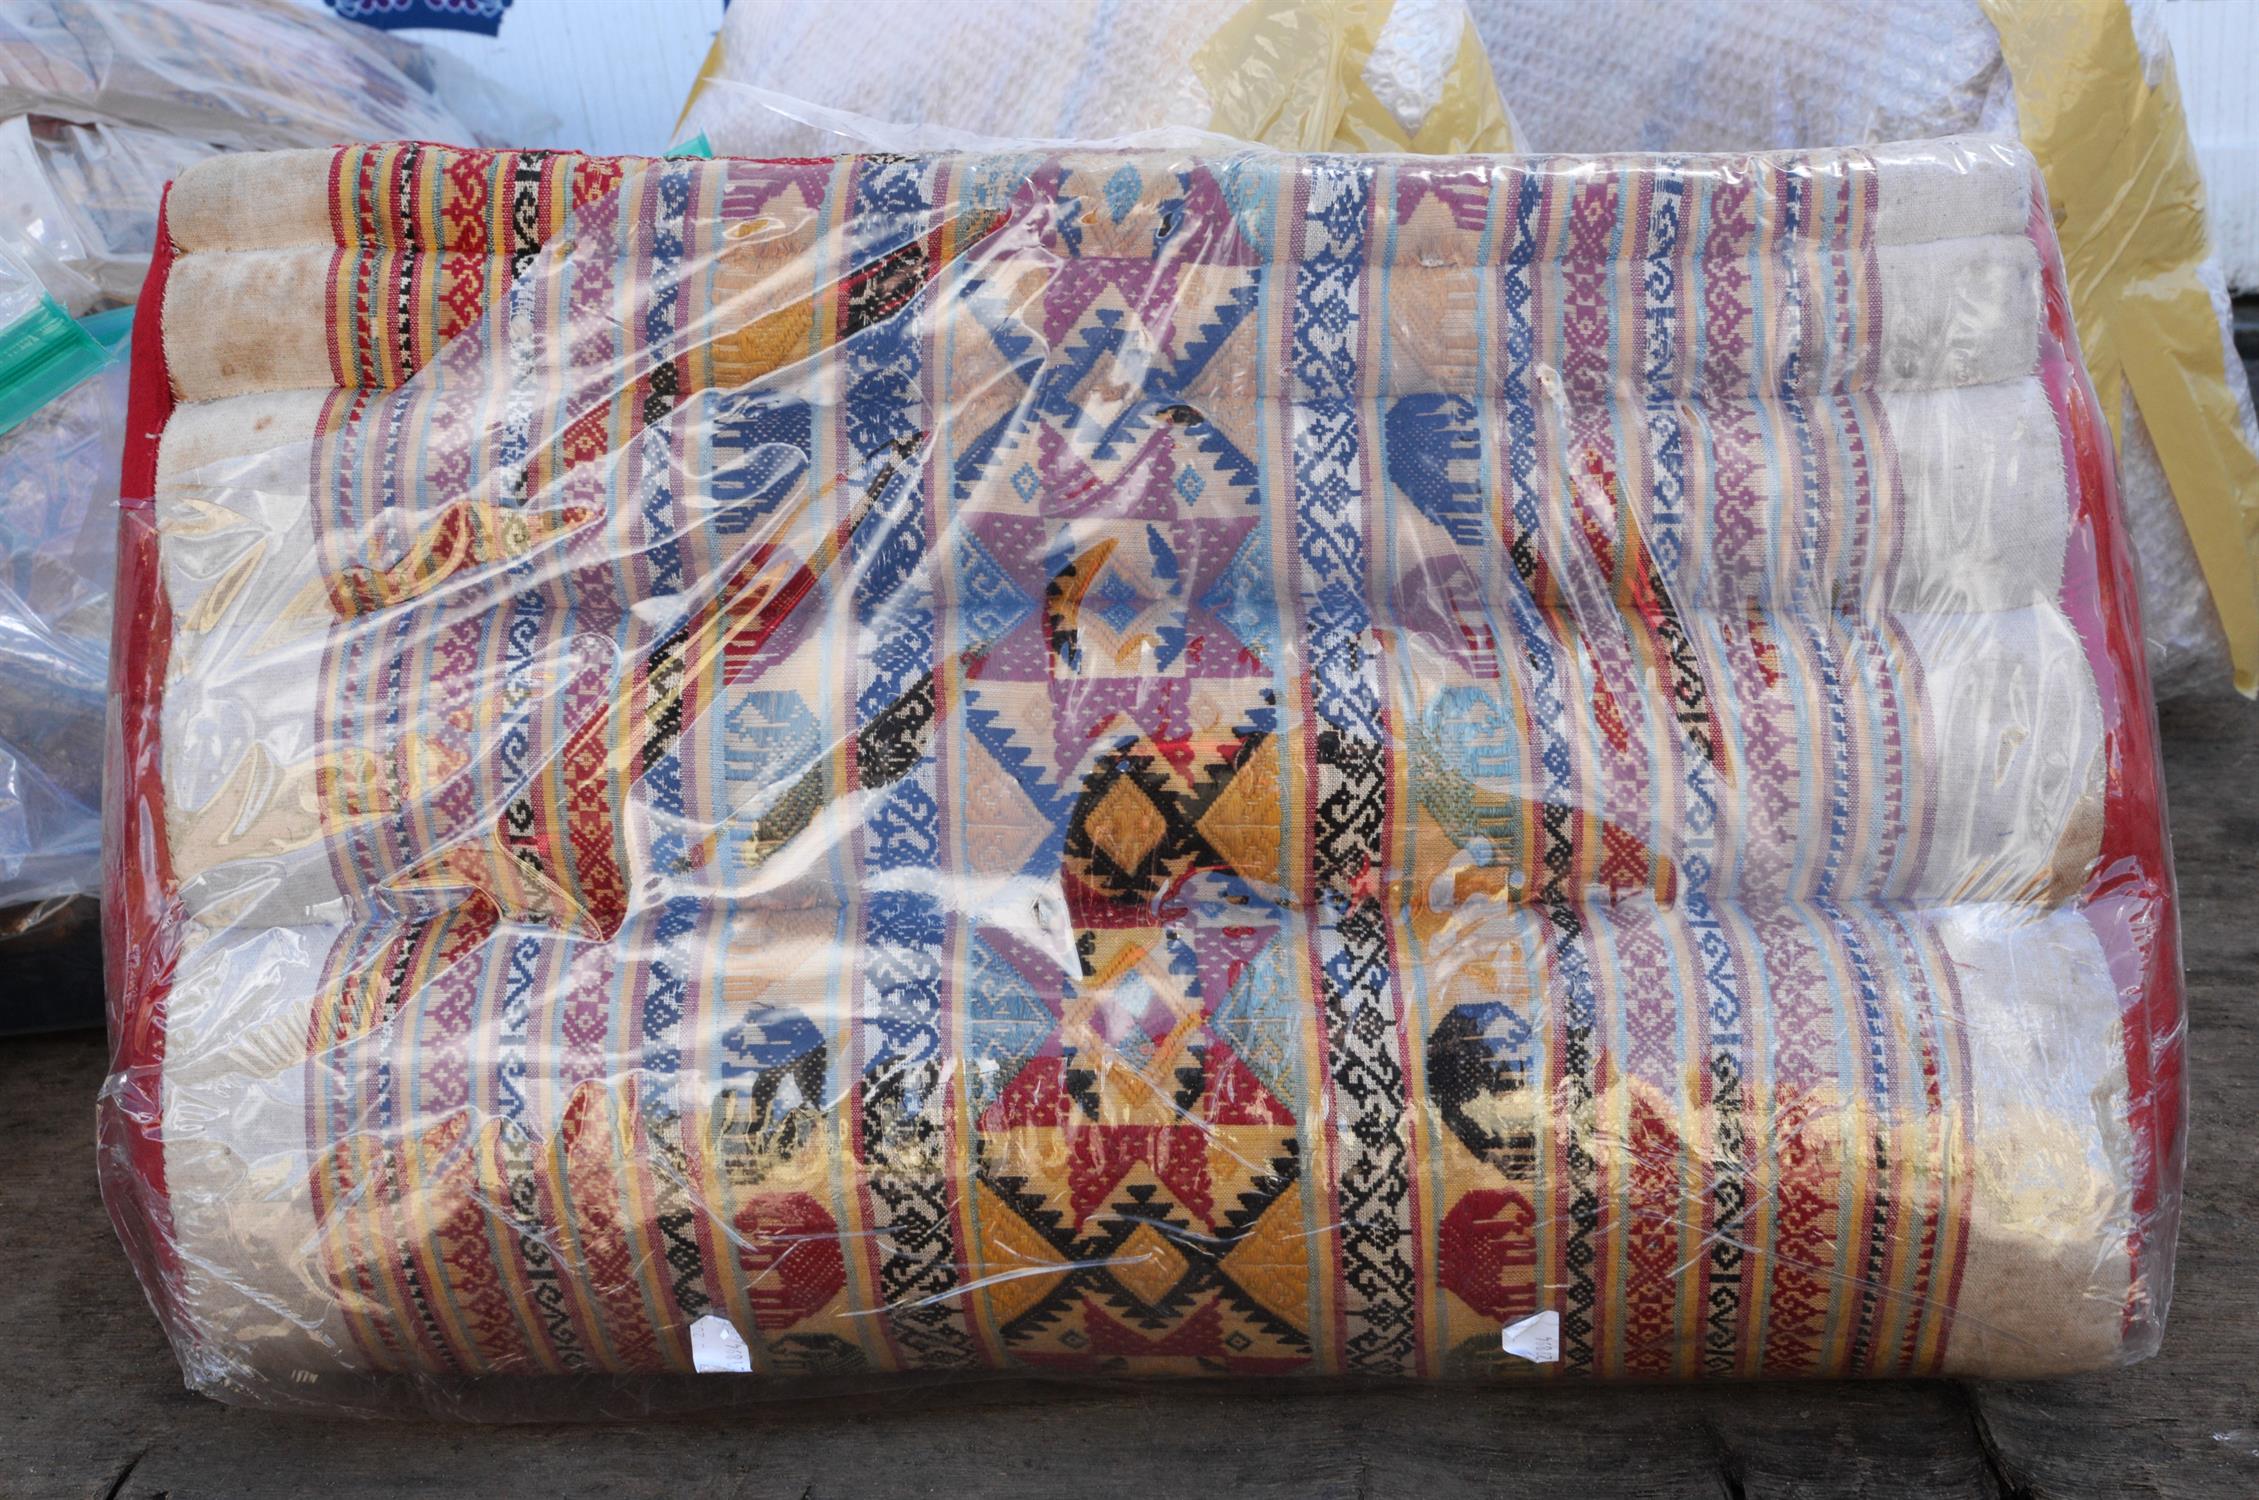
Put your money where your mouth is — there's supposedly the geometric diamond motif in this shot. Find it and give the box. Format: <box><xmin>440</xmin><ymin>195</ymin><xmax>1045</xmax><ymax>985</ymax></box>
<box><xmin>1087</xmin><ymin>568</ymin><xmax>1148</xmax><ymax>638</ymax></box>
<box><xmin>1111</xmin><ymin>1222</ymin><xmax>1191</xmax><ymax>1308</ymax></box>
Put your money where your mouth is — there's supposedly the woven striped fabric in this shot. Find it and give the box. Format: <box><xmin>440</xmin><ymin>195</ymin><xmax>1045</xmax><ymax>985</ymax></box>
<box><xmin>104</xmin><ymin>138</ymin><xmax>2182</xmax><ymax>1407</ymax></box>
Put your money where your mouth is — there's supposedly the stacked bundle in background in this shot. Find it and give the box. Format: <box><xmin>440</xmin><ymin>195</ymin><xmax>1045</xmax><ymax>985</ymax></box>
<box><xmin>103</xmin><ymin>138</ymin><xmax>2182</xmax><ymax>1413</ymax></box>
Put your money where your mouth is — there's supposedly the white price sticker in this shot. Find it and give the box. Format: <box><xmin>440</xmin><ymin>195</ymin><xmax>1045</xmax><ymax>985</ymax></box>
<box><xmin>689</xmin><ymin>1314</ymin><xmax>752</xmax><ymax>1373</ymax></box>
<box><xmin>1501</xmin><ymin>1309</ymin><xmax>1560</xmax><ymax>1363</ymax></box>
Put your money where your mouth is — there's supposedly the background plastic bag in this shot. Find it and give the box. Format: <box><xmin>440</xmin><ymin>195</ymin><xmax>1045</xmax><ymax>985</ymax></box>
<box><xmin>675</xmin><ymin>0</ymin><xmax>1519</xmax><ymax>156</ymax></box>
<box><xmin>0</xmin><ymin>281</ymin><xmax>126</xmax><ymax>912</ymax></box>
<box><xmin>0</xmin><ymin>0</ymin><xmax>544</xmax><ymax>153</ymax></box>
<box><xmin>0</xmin><ymin>114</ymin><xmax>214</xmax><ymax>316</ymax></box>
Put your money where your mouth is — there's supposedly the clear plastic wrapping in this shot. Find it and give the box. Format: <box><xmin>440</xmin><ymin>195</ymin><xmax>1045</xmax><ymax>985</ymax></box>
<box><xmin>676</xmin><ymin>0</ymin><xmax>1519</xmax><ymax>156</ymax></box>
<box><xmin>0</xmin><ymin>0</ymin><xmax>489</xmax><ymax>152</ymax></box>
<box><xmin>102</xmin><ymin>138</ymin><xmax>2183</xmax><ymax>1417</ymax></box>
<box><xmin>0</xmin><ymin>114</ymin><xmax>216</xmax><ymax>316</ymax></box>
<box><xmin>0</xmin><ymin>295</ymin><xmax>124</xmax><ymax>912</ymax></box>
<box><xmin>682</xmin><ymin>0</ymin><xmax>2257</xmax><ymax>696</ymax></box>
<box><xmin>1467</xmin><ymin>0</ymin><xmax>2259</xmax><ymax>697</ymax></box>
<box><xmin>0</xmin><ymin>0</ymin><xmax>534</xmax><ymax>941</ymax></box>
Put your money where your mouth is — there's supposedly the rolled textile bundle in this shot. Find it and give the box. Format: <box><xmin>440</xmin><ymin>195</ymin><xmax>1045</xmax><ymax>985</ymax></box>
<box><xmin>152</xmin><ymin>144</ymin><xmax>2071</xmax><ymax>618</ymax></box>
<box><xmin>149</xmin><ymin>894</ymin><xmax>2134</xmax><ymax>1388</ymax></box>
<box><xmin>148</xmin><ymin>142</ymin><xmax>2097</xmax><ymax>920</ymax></box>
<box><xmin>105</xmin><ymin>138</ymin><xmax>2180</xmax><ymax>1413</ymax></box>
<box><xmin>155</xmin><ymin>521</ymin><xmax>2106</xmax><ymax>920</ymax></box>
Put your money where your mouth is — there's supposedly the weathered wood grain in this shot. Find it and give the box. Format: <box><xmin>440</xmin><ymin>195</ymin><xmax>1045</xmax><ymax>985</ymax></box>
<box><xmin>0</xmin><ymin>703</ymin><xmax>2250</xmax><ymax>1500</ymax></box>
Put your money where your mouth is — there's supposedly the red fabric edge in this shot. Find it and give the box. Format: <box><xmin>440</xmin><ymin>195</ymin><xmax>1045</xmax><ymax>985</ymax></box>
<box><xmin>2029</xmin><ymin>188</ymin><xmax>2187</xmax><ymax>1348</ymax></box>
<box><xmin>98</xmin><ymin>186</ymin><xmax>187</xmax><ymax>1336</ymax></box>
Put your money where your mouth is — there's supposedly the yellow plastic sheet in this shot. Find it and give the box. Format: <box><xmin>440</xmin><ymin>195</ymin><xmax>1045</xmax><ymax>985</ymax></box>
<box><xmin>1987</xmin><ymin>0</ymin><xmax>2259</xmax><ymax>694</ymax></box>
<box><xmin>1191</xmin><ymin>0</ymin><xmax>1518</xmax><ymax>154</ymax></box>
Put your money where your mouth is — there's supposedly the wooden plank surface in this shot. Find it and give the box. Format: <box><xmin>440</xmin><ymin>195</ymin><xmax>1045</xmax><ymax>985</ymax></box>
<box><xmin>1</xmin><ymin>688</ymin><xmax>2251</xmax><ymax>1500</ymax></box>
